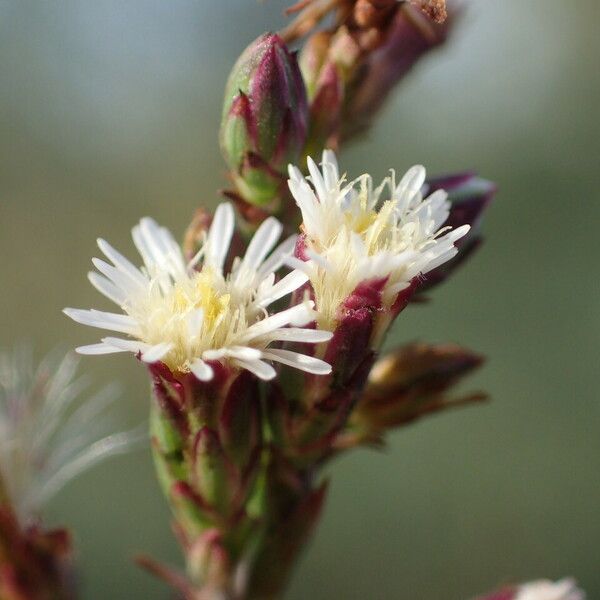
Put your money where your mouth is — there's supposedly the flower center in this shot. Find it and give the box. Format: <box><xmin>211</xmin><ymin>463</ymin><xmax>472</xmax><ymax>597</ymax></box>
<box><xmin>172</xmin><ymin>269</ymin><xmax>231</xmax><ymax>329</ymax></box>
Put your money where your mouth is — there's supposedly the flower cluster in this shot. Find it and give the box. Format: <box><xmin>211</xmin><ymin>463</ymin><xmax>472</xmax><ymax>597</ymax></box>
<box><xmin>65</xmin><ymin>151</ymin><xmax>472</xmax><ymax>385</ymax></box>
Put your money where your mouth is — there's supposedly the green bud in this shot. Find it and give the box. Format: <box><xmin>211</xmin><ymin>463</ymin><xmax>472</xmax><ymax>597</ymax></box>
<box><xmin>150</xmin><ymin>403</ymin><xmax>186</xmax><ymax>497</ymax></box>
<box><xmin>170</xmin><ymin>482</ymin><xmax>215</xmax><ymax>536</ymax></box>
<box><xmin>218</xmin><ymin>372</ymin><xmax>261</xmax><ymax>469</ymax></box>
<box><xmin>192</xmin><ymin>427</ymin><xmax>233</xmax><ymax>513</ymax></box>
<box><xmin>220</xmin><ymin>33</ymin><xmax>308</xmax><ymax>207</ymax></box>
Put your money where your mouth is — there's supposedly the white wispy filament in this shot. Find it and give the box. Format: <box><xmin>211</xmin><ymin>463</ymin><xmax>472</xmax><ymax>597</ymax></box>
<box><xmin>287</xmin><ymin>150</ymin><xmax>471</xmax><ymax>328</ymax></box>
<box><xmin>0</xmin><ymin>348</ymin><xmax>143</xmax><ymax>522</ymax></box>
<box><xmin>64</xmin><ymin>203</ymin><xmax>332</xmax><ymax>381</ymax></box>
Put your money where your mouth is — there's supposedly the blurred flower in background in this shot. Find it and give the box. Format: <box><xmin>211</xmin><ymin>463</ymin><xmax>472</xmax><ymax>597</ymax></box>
<box><xmin>476</xmin><ymin>578</ymin><xmax>585</xmax><ymax>600</ymax></box>
<box><xmin>0</xmin><ymin>347</ymin><xmax>143</xmax><ymax>522</ymax></box>
<box><xmin>0</xmin><ymin>346</ymin><xmax>144</xmax><ymax>598</ymax></box>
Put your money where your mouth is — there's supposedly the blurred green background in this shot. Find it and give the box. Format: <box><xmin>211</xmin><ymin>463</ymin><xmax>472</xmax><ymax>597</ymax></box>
<box><xmin>0</xmin><ymin>1</ymin><xmax>598</xmax><ymax>598</ymax></box>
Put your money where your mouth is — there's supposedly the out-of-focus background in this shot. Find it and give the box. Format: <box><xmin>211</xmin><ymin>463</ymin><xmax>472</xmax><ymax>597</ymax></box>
<box><xmin>0</xmin><ymin>1</ymin><xmax>598</xmax><ymax>598</ymax></box>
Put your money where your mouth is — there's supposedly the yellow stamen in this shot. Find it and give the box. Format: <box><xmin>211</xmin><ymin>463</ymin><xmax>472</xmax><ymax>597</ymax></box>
<box><xmin>195</xmin><ymin>270</ymin><xmax>230</xmax><ymax>328</ymax></box>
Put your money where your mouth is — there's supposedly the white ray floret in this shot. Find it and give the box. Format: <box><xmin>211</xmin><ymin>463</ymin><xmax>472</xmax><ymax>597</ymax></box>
<box><xmin>514</xmin><ymin>578</ymin><xmax>585</xmax><ymax>600</ymax></box>
<box><xmin>0</xmin><ymin>347</ymin><xmax>143</xmax><ymax>523</ymax></box>
<box><xmin>65</xmin><ymin>203</ymin><xmax>332</xmax><ymax>380</ymax></box>
<box><xmin>287</xmin><ymin>150</ymin><xmax>471</xmax><ymax>327</ymax></box>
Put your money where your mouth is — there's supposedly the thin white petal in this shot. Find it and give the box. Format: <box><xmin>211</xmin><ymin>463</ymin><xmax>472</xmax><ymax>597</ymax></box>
<box><xmin>265</xmin><ymin>327</ymin><xmax>333</xmax><ymax>343</ymax></box>
<box><xmin>395</xmin><ymin>165</ymin><xmax>426</xmax><ymax>204</ymax></box>
<box><xmin>190</xmin><ymin>359</ymin><xmax>214</xmax><ymax>381</ymax></box>
<box><xmin>205</xmin><ymin>203</ymin><xmax>235</xmax><ymax>271</ymax></box>
<box><xmin>87</xmin><ymin>272</ymin><xmax>127</xmax><ymax>306</ymax></box>
<box><xmin>92</xmin><ymin>258</ymin><xmax>145</xmax><ymax>295</ymax></box>
<box><xmin>321</xmin><ymin>149</ymin><xmax>340</xmax><ymax>190</ymax></box>
<box><xmin>240</xmin><ymin>217</ymin><xmax>283</xmax><ymax>272</ymax></box>
<box><xmin>75</xmin><ymin>343</ymin><xmax>125</xmax><ymax>355</ymax></box>
<box><xmin>285</xmin><ymin>256</ymin><xmax>314</xmax><ymax>276</ymax></box>
<box><xmin>261</xmin><ymin>349</ymin><xmax>332</xmax><ymax>375</ymax></box>
<box><xmin>63</xmin><ymin>308</ymin><xmax>139</xmax><ymax>336</ymax></box>
<box><xmin>307</xmin><ymin>156</ymin><xmax>328</xmax><ymax>201</ymax></box>
<box><xmin>133</xmin><ymin>217</ymin><xmax>185</xmax><ymax>280</ymax></box>
<box><xmin>141</xmin><ymin>343</ymin><xmax>173</xmax><ymax>364</ymax></box>
<box><xmin>258</xmin><ymin>235</ymin><xmax>298</xmax><ymax>277</ymax></box>
<box><xmin>305</xmin><ymin>248</ymin><xmax>333</xmax><ymax>272</ymax></box>
<box><xmin>234</xmin><ymin>358</ymin><xmax>276</xmax><ymax>380</ymax></box>
<box><xmin>203</xmin><ymin>346</ymin><xmax>262</xmax><ymax>362</ymax></box>
<box><xmin>101</xmin><ymin>337</ymin><xmax>150</xmax><ymax>354</ymax></box>
<box><xmin>241</xmin><ymin>303</ymin><xmax>314</xmax><ymax>341</ymax></box>
<box><xmin>97</xmin><ymin>238</ymin><xmax>146</xmax><ymax>284</ymax></box>
<box><xmin>35</xmin><ymin>429</ymin><xmax>146</xmax><ymax>509</ymax></box>
<box><xmin>256</xmin><ymin>270</ymin><xmax>308</xmax><ymax>308</ymax></box>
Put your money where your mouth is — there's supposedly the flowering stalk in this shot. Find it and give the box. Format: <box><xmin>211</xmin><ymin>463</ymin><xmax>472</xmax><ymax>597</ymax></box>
<box><xmin>64</xmin><ymin>4</ymin><xmax>497</xmax><ymax>596</ymax></box>
<box><xmin>237</xmin><ymin>149</ymin><xmax>493</xmax><ymax>598</ymax></box>
<box><xmin>66</xmin><ymin>140</ymin><xmax>493</xmax><ymax>597</ymax></box>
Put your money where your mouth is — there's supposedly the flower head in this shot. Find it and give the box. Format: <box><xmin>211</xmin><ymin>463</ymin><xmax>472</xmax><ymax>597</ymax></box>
<box><xmin>515</xmin><ymin>579</ymin><xmax>585</xmax><ymax>600</ymax></box>
<box><xmin>0</xmin><ymin>347</ymin><xmax>140</xmax><ymax>523</ymax></box>
<box><xmin>287</xmin><ymin>150</ymin><xmax>470</xmax><ymax>328</ymax></box>
<box><xmin>476</xmin><ymin>578</ymin><xmax>585</xmax><ymax>600</ymax></box>
<box><xmin>64</xmin><ymin>203</ymin><xmax>332</xmax><ymax>381</ymax></box>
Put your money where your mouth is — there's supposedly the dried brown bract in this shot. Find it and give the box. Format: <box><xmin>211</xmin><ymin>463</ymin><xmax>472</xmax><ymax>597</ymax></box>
<box><xmin>410</xmin><ymin>0</ymin><xmax>447</xmax><ymax>23</ymax></box>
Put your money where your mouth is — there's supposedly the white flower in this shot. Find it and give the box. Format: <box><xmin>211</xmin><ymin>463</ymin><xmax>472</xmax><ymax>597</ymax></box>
<box><xmin>0</xmin><ymin>347</ymin><xmax>142</xmax><ymax>523</ymax></box>
<box><xmin>64</xmin><ymin>203</ymin><xmax>332</xmax><ymax>381</ymax></box>
<box><xmin>515</xmin><ymin>578</ymin><xmax>585</xmax><ymax>600</ymax></box>
<box><xmin>287</xmin><ymin>150</ymin><xmax>470</xmax><ymax>328</ymax></box>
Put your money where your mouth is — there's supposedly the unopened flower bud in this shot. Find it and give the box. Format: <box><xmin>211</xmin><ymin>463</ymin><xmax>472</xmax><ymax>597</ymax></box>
<box><xmin>337</xmin><ymin>342</ymin><xmax>486</xmax><ymax>447</ymax></box>
<box><xmin>187</xmin><ymin>529</ymin><xmax>231</xmax><ymax>590</ymax></box>
<box><xmin>367</xmin><ymin>342</ymin><xmax>484</xmax><ymax>400</ymax></box>
<box><xmin>299</xmin><ymin>29</ymin><xmax>359</xmax><ymax>154</ymax></box>
<box><xmin>193</xmin><ymin>427</ymin><xmax>232</xmax><ymax>512</ymax></box>
<box><xmin>218</xmin><ymin>372</ymin><xmax>261</xmax><ymax>470</ymax></box>
<box><xmin>220</xmin><ymin>33</ymin><xmax>308</xmax><ymax>207</ymax></box>
<box><xmin>342</xmin><ymin>4</ymin><xmax>452</xmax><ymax>139</ymax></box>
<box><xmin>298</xmin><ymin>31</ymin><xmax>332</xmax><ymax>99</ymax></box>
<box><xmin>304</xmin><ymin>62</ymin><xmax>344</xmax><ymax>156</ymax></box>
<box><xmin>170</xmin><ymin>482</ymin><xmax>215</xmax><ymax>537</ymax></box>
